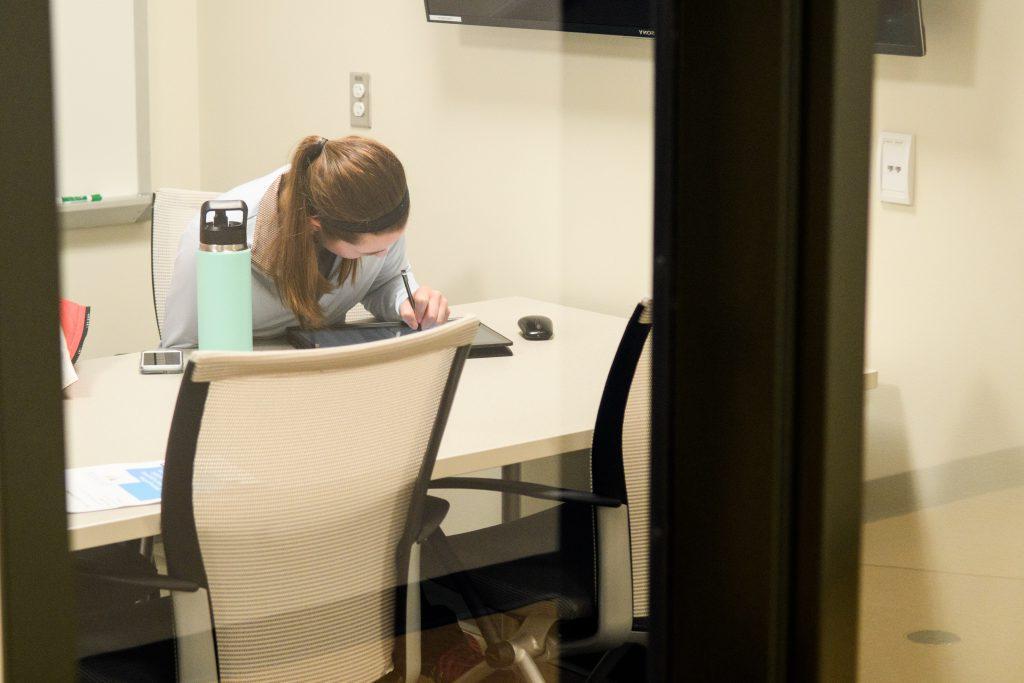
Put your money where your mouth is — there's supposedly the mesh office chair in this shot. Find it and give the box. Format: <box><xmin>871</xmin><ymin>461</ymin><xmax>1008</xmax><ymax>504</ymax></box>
<box><xmin>426</xmin><ymin>299</ymin><xmax>652</xmax><ymax>679</ymax></box>
<box><xmin>151</xmin><ymin>188</ymin><xmax>221</xmax><ymax>339</ymax></box>
<box><xmin>81</xmin><ymin>316</ymin><xmax>479</xmax><ymax>682</ymax></box>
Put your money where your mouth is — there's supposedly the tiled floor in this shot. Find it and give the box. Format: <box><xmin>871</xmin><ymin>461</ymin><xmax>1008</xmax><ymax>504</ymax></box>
<box><xmin>858</xmin><ymin>486</ymin><xmax>1024</xmax><ymax>681</ymax></box>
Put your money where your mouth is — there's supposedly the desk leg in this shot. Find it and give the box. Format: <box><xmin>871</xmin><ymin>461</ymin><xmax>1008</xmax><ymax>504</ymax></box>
<box><xmin>140</xmin><ymin>536</ymin><xmax>154</xmax><ymax>562</ymax></box>
<box><xmin>501</xmin><ymin>464</ymin><xmax>522</xmax><ymax>523</ymax></box>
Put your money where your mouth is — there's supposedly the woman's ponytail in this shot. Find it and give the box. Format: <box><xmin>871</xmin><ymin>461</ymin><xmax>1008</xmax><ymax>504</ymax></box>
<box><xmin>270</xmin><ymin>136</ymin><xmax>332</xmax><ymax>328</ymax></box>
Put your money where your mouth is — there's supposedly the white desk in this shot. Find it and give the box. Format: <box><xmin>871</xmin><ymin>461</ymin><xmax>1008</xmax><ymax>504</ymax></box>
<box><xmin>64</xmin><ymin>297</ymin><xmax>629</xmax><ymax>551</ymax></box>
<box><xmin>64</xmin><ymin>297</ymin><xmax>881</xmax><ymax>550</ymax></box>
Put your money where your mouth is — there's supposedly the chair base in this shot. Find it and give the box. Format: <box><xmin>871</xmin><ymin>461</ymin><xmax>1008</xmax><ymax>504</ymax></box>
<box><xmin>422</xmin><ymin>505</ymin><xmax>598</xmax><ymax>639</ymax></box>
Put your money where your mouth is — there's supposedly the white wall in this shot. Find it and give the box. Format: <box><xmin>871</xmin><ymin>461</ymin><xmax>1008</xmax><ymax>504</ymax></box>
<box><xmin>196</xmin><ymin>1</ymin><xmax>654</xmax><ymax>317</ymax></box>
<box><xmin>864</xmin><ymin>0</ymin><xmax>1024</xmax><ymax>481</ymax></box>
<box><xmin>60</xmin><ymin>223</ymin><xmax>156</xmax><ymax>357</ymax></box>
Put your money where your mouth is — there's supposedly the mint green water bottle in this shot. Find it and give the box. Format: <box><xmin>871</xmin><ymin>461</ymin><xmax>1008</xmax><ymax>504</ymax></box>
<box><xmin>197</xmin><ymin>200</ymin><xmax>253</xmax><ymax>351</ymax></box>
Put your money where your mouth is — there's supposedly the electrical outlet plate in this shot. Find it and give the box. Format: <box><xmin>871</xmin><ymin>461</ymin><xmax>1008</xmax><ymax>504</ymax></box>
<box><xmin>350</xmin><ymin>72</ymin><xmax>371</xmax><ymax>129</ymax></box>
<box><xmin>879</xmin><ymin>131</ymin><xmax>913</xmax><ymax>205</ymax></box>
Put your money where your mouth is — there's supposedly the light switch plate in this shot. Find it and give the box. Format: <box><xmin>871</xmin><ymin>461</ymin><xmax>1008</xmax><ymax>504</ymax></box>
<box><xmin>350</xmin><ymin>72</ymin><xmax>371</xmax><ymax>129</ymax></box>
<box><xmin>880</xmin><ymin>131</ymin><xmax>913</xmax><ymax>205</ymax></box>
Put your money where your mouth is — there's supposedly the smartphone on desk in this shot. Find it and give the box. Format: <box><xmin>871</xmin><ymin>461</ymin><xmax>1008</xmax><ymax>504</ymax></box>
<box><xmin>139</xmin><ymin>349</ymin><xmax>183</xmax><ymax>374</ymax></box>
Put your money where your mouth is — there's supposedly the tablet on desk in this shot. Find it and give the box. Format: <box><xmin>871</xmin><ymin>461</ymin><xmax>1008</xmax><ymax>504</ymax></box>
<box><xmin>286</xmin><ymin>320</ymin><xmax>514</xmax><ymax>358</ymax></box>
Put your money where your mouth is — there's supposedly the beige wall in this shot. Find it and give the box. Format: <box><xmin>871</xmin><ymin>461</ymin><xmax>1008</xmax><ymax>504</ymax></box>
<box><xmin>864</xmin><ymin>0</ymin><xmax>1024</xmax><ymax>481</ymax></box>
<box><xmin>60</xmin><ymin>224</ymin><xmax>156</xmax><ymax>358</ymax></box>
<box><xmin>196</xmin><ymin>1</ymin><xmax>653</xmax><ymax>317</ymax></box>
<box><xmin>62</xmin><ymin>1</ymin><xmax>652</xmax><ymax>357</ymax></box>
<box><xmin>148</xmin><ymin>0</ymin><xmax>201</xmax><ymax>190</ymax></box>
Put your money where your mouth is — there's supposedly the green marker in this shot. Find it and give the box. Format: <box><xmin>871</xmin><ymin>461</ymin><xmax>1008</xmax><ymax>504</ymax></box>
<box><xmin>61</xmin><ymin>194</ymin><xmax>103</xmax><ymax>203</ymax></box>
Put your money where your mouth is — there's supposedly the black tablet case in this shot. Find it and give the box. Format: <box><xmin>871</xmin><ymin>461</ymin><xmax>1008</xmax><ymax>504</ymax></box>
<box><xmin>286</xmin><ymin>321</ymin><xmax>513</xmax><ymax>358</ymax></box>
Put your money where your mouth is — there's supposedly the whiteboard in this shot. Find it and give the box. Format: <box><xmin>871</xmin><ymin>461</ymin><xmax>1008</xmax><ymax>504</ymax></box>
<box><xmin>50</xmin><ymin>0</ymin><xmax>151</xmax><ymax>227</ymax></box>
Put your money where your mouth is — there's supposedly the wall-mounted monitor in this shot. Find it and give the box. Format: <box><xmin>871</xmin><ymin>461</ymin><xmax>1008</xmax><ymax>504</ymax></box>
<box><xmin>424</xmin><ymin>0</ymin><xmax>925</xmax><ymax>58</ymax></box>
<box><xmin>875</xmin><ymin>0</ymin><xmax>926</xmax><ymax>56</ymax></box>
<box><xmin>424</xmin><ymin>0</ymin><xmax>654</xmax><ymax>39</ymax></box>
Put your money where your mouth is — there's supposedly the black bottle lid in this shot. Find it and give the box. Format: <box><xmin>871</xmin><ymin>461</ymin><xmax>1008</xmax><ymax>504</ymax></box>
<box><xmin>199</xmin><ymin>200</ymin><xmax>249</xmax><ymax>247</ymax></box>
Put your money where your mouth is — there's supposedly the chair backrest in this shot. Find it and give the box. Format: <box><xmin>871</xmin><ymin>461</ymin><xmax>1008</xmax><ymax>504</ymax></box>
<box><xmin>161</xmin><ymin>316</ymin><xmax>479</xmax><ymax>682</ymax></box>
<box><xmin>590</xmin><ymin>299</ymin><xmax>652</xmax><ymax>622</ymax></box>
<box><xmin>151</xmin><ymin>188</ymin><xmax>220</xmax><ymax>339</ymax></box>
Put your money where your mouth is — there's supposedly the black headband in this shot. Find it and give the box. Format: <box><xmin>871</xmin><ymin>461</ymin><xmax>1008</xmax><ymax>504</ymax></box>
<box><xmin>314</xmin><ymin>190</ymin><xmax>410</xmax><ymax>234</ymax></box>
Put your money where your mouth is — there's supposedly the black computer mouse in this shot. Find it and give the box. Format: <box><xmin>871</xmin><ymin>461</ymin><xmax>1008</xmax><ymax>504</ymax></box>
<box><xmin>517</xmin><ymin>315</ymin><xmax>553</xmax><ymax>341</ymax></box>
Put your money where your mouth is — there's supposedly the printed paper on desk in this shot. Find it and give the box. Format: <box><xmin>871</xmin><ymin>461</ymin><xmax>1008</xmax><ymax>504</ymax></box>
<box><xmin>66</xmin><ymin>461</ymin><xmax>164</xmax><ymax>513</ymax></box>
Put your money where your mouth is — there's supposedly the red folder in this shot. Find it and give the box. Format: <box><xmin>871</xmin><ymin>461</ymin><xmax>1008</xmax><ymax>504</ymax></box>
<box><xmin>59</xmin><ymin>299</ymin><xmax>91</xmax><ymax>364</ymax></box>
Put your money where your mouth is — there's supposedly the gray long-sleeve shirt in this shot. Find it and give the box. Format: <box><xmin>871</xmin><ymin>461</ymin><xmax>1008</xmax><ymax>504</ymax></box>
<box><xmin>160</xmin><ymin>166</ymin><xmax>418</xmax><ymax>348</ymax></box>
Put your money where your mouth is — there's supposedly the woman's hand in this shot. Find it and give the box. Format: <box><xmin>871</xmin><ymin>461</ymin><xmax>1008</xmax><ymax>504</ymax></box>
<box><xmin>400</xmin><ymin>286</ymin><xmax>450</xmax><ymax>330</ymax></box>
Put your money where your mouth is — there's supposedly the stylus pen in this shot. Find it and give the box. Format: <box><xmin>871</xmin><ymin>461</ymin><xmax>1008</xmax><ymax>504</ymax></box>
<box><xmin>401</xmin><ymin>268</ymin><xmax>419</xmax><ymax>330</ymax></box>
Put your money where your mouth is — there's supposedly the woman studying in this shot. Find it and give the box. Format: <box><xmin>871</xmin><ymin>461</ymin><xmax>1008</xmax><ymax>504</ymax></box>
<box><xmin>161</xmin><ymin>135</ymin><xmax>450</xmax><ymax>348</ymax></box>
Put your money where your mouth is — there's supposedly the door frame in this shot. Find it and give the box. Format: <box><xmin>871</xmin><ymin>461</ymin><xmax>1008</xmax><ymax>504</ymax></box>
<box><xmin>0</xmin><ymin>2</ymin><xmax>77</xmax><ymax>679</ymax></box>
<box><xmin>650</xmin><ymin>0</ymin><xmax>875</xmax><ymax>679</ymax></box>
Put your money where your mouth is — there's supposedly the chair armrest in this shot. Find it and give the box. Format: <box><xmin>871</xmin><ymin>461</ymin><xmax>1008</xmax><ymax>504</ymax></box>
<box><xmin>430</xmin><ymin>477</ymin><xmax>622</xmax><ymax>508</ymax></box>
<box><xmin>417</xmin><ymin>495</ymin><xmax>451</xmax><ymax>543</ymax></box>
<box><xmin>78</xmin><ymin>569</ymin><xmax>201</xmax><ymax>593</ymax></box>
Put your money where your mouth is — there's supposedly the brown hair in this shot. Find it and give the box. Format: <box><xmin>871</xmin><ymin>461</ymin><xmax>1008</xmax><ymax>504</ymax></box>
<box><xmin>269</xmin><ymin>135</ymin><xmax>410</xmax><ymax>328</ymax></box>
